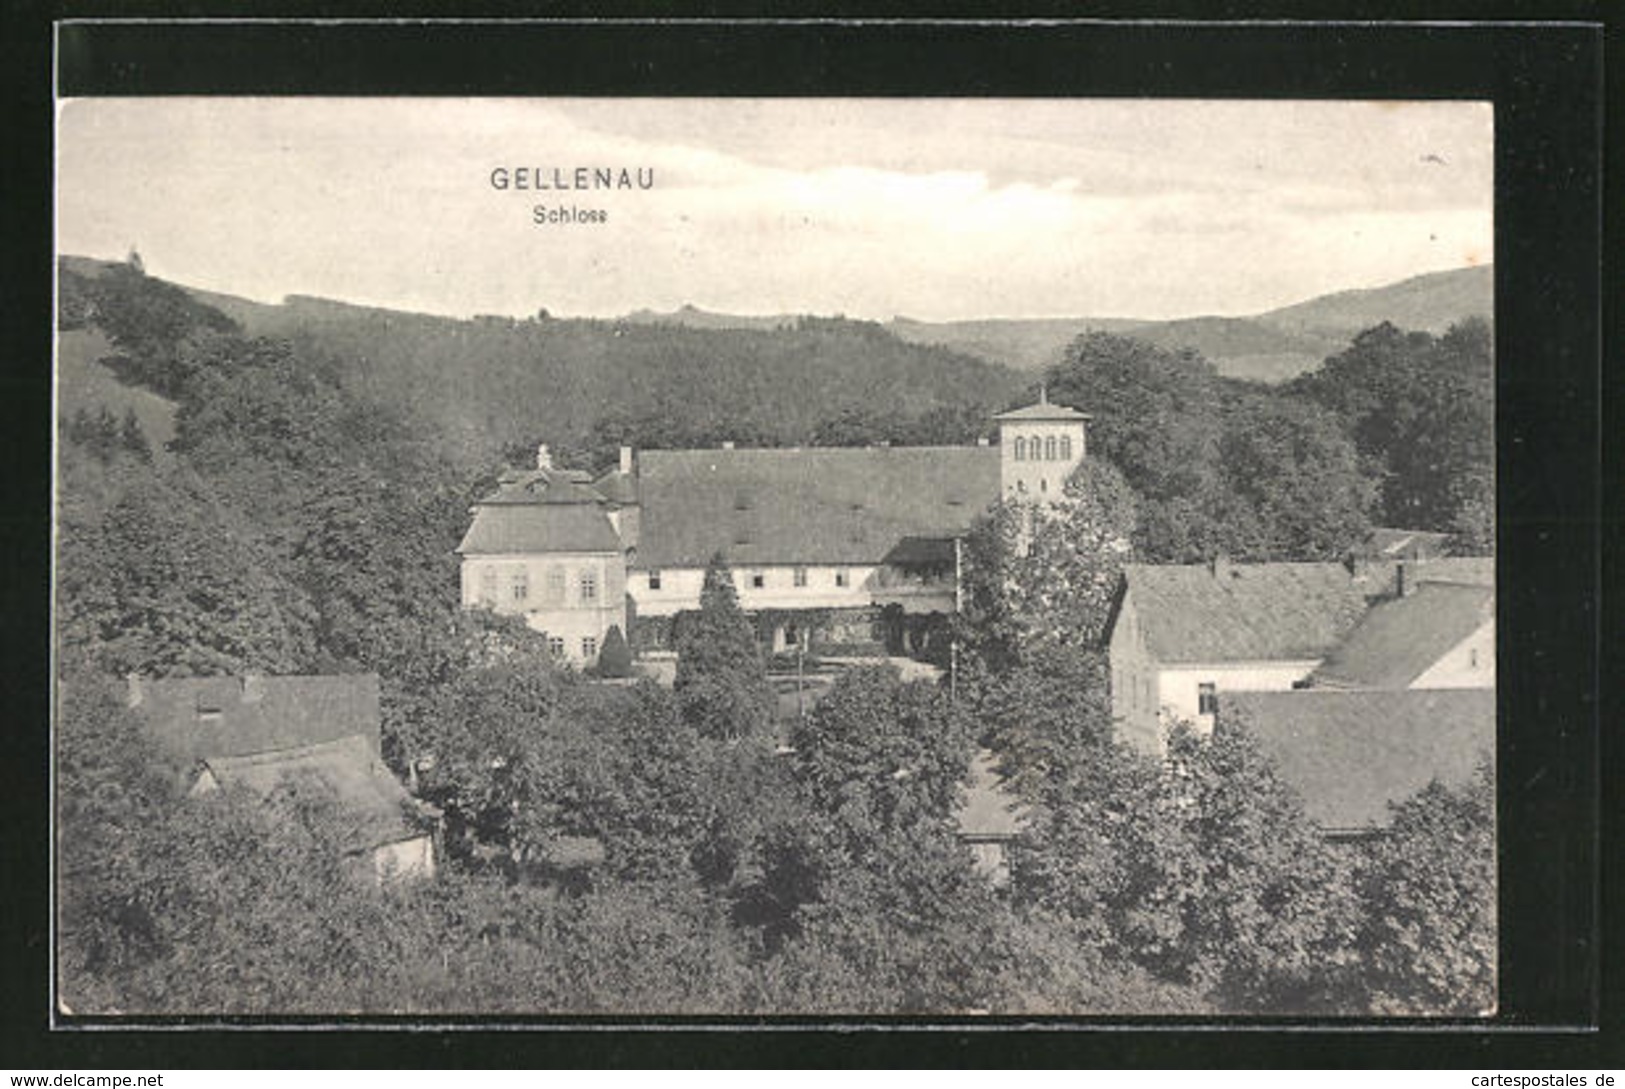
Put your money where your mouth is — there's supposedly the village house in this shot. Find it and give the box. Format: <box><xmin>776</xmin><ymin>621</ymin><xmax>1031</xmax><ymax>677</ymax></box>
<box><xmin>1105</xmin><ymin>555</ymin><xmax>1494</xmax><ymax>756</ymax></box>
<box><xmin>125</xmin><ymin>673</ymin><xmax>435</xmax><ymax>884</ymax></box>
<box><xmin>457</xmin><ymin>395</ymin><xmax>1089</xmax><ymax>665</ymax></box>
<box><xmin>1221</xmin><ymin>688</ymin><xmax>1494</xmax><ymax>837</ymax></box>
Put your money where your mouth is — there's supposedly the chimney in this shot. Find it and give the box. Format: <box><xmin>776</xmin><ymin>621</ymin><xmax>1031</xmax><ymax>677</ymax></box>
<box><xmin>535</xmin><ymin>443</ymin><xmax>552</xmax><ymax>470</ymax></box>
<box><xmin>1209</xmin><ymin>553</ymin><xmax>1231</xmax><ymax>579</ymax></box>
<box><xmin>721</xmin><ymin>440</ymin><xmax>735</xmax><ymax>450</ymax></box>
<box><xmin>241</xmin><ymin>672</ymin><xmax>266</xmax><ymax>704</ymax></box>
<box><xmin>125</xmin><ymin>672</ymin><xmax>144</xmax><ymax>708</ymax></box>
<box><xmin>619</xmin><ymin>445</ymin><xmax>633</xmax><ymax>474</ymax></box>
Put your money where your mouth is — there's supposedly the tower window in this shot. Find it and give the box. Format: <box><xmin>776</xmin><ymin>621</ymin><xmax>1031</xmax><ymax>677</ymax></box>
<box><xmin>1013</xmin><ymin>436</ymin><xmax>1027</xmax><ymax>461</ymax></box>
<box><xmin>1045</xmin><ymin>435</ymin><xmax>1058</xmax><ymax>460</ymax></box>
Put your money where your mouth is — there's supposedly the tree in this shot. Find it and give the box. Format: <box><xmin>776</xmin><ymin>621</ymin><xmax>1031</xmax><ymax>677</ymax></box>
<box><xmin>957</xmin><ymin>457</ymin><xmax>1138</xmax><ymax>670</ymax></box>
<box><xmin>673</xmin><ymin>553</ymin><xmax>774</xmax><ymax>741</ymax></box>
<box><xmin>1008</xmin><ymin>718</ymin><xmax>1362</xmax><ymax>1013</ymax></box>
<box><xmin>596</xmin><ymin>624</ymin><xmax>633</xmax><ymax>678</ymax></box>
<box><xmin>1292</xmin><ymin>318</ymin><xmax>1493</xmax><ymax>538</ymax></box>
<box><xmin>1352</xmin><ymin>760</ymin><xmax>1496</xmax><ymax>1015</ymax></box>
<box><xmin>1217</xmin><ymin>392</ymin><xmax>1375</xmax><ymax>560</ymax></box>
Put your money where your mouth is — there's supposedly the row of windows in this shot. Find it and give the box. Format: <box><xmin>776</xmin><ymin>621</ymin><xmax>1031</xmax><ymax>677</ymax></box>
<box><xmin>477</xmin><ymin>565</ymin><xmax>598</xmax><ymax>606</ymax></box>
<box><xmin>647</xmin><ymin>567</ymin><xmax>850</xmax><ymax>591</ymax></box>
<box><xmin>546</xmin><ymin>635</ymin><xmax>598</xmax><ymax>659</ymax></box>
<box><xmin>1011</xmin><ymin>434</ymin><xmax>1074</xmax><ymax>462</ymax></box>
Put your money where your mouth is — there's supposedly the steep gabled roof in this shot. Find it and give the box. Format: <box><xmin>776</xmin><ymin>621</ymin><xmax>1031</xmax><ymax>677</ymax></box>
<box><xmin>131</xmin><ymin>674</ymin><xmax>380</xmax><ymax>763</ymax></box>
<box><xmin>634</xmin><ymin>445</ymin><xmax>1000</xmax><ymax>568</ymax></box>
<box><xmin>1121</xmin><ymin>562</ymin><xmax>1377</xmax><ymax>664</ymax></box>
<box><xmin>197</xmin><ymin>733</ymin><xmax>421</xmax><ymax>853</ymax></box>
<box><xmin>1313</xmin><ymin>582</ymin><xmax>1493</xmax><ymax>689</ymax></box>
<box><xmin>1224</xmin><ymin>689</ymin><xmax>1494</xmax><ymax>832</ymax></box>
<box><xmin>457</xmin><ymin>502</ymin><xmax>622</xmax><ymax>555</ymax></box>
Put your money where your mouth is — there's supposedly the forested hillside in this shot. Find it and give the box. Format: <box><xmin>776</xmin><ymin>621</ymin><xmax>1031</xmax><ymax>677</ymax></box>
<box><xmin>152</xmin><ymin>276</ymin><xmax>1025</xmax><ymax>474</ymax></box>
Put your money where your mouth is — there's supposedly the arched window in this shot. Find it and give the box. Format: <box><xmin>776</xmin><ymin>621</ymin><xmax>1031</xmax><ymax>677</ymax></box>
<box><xmin>1060</xmin><ymin>435</ymin><xmax>1073</xmax><ymax>460</ymax></box>
<box><xmin>1013</xmin><ymin>436</ymin><xmax>1027</xmax><ymax>461</ymax></box>
<box><xmin>1044</xmin><ymin>435</ymin><xmax>1058</xmax><ymax>460</ymax></box>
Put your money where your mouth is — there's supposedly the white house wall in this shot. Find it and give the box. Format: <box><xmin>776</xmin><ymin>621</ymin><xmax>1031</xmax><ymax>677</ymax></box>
<box><xmin>461</xmin><ymin>551</ymin><xmax>627</xmax><ymax>662</ymax></box>
<box><xmin>629</xmin><ymin>564</ymin><xmax>883</xmax><ymax>617</ymax></box>
<box><xmin>1157</xmin><ymin>661</ymin><xmax>1321</xmax><ymax>735</ymax></box>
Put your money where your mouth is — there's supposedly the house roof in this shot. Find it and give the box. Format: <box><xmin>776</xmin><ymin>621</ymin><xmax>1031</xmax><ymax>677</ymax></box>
<box><xmin>1313</xmin><ymin>582</ymin><xmax>1493</xmax><ymax>689</ymax></box>
<box><xmin>634</xmin><ymin>445</ymin><xmax>1000</xmax><ymax>568</ymax></box>
<box><xmin>478</xmin><ymin>468</ymin><xmax>604</xmax><ymax>507</ymax></box>
<box><xmin>198</xmin><ymin>733</ymin><xmax>421</xmax><ymax>853</ymax></box>
<box><xmin>1365</xmin><ymin>526</ymin><xmax>1453</xmax><ymax>560</ymax></box>
<box><xmin>1224</xmin><ymin>689</ymin><xmax>1494</xmax><ymax>831</ymax></box>
<box><xmin>882</xmin><ymin>535</ymin><xmax>958</xmax><ymax>569</ymax></box>
<box><xmin>1400</xmin><ymin>556</ymin><xmax>1494</xmax><ymax>590</ymax></box>
<box><xmin>131</xmin><ymin>674</ymin><xmax>381</xmax><ymax>763</ymax></box>
<box><xmin>1120</xmin><ymin>562</ymin><xmax>1378</xmax><ymax>664</ymax></box>
<box><xmin>992</xmin><ymin>400</ymin><xmax>1090</xmax><ymax>422</ymax></box>
<box><xmin>955</xmin><ymin>749</ymin><xmax>1027</xmax><ymax>839</ymax></box>
<box><xmin>593</xmin><ymin>469</ymin><xmax>639</xmax><ymax>505</ymax></box>
<box><xmin>457</xmin><ymin>501</ymin><xmax>622</xmax><ymax>555</ymax></box>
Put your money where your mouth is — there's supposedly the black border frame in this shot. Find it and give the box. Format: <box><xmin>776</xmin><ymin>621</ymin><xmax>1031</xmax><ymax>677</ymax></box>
<box><xmin>7</xmin><ymin>9</ymin><xmax>1614</xmax><ymax>1069</ymax></box>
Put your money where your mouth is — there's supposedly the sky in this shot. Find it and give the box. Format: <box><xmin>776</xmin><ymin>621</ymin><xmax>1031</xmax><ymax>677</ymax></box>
<box><xmin>56</xmin><ymin>98</ymin><xmax>1492</xmax><ymax>322</ymax></box>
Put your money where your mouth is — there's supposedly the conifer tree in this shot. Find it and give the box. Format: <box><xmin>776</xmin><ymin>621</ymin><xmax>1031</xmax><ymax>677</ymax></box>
<box><xmin>673</xmin><ymin>553</ymin><xmax>774</xmax><ymax>741</ymax></box>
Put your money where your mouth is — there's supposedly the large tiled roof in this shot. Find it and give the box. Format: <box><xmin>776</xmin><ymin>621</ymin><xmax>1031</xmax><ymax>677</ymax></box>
<box><xmin>1224</xmin><ymin>689</ymin><xmax>1494</xmax><ymax>831</ymax></box>
<box><xmin>131</xmin><ymin>674</ymin><xmax>380</xmax><ymax>763</ymax></box>
<box><xmin>1313</xmin><ymin>582</ymin><xmax>1493</xmax><ymax>689</ymax></box>
<box><xmin>457</xmin><ymin>502</ymin><xmax>622</xmax><ymax>555</ymax></box>
<box><xmin>1122</xmin><ymin>562</ymin><xmax>1377</xmax><ymax>664</ymax></box>
<box><xmin>199</xmin><ymin>733</ymin><xmax>421</xmax><ymax>852</ymax></box>
<box><xmin>634</xmin><ymin>445</ymin><xmax>1000</xmax><ymax>568</ymax></box>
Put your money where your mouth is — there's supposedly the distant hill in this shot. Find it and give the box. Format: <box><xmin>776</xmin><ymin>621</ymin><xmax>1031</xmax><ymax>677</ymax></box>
<box><xmin>881</xmin><ymin>265</ymin><xmax>1494</xmax><ymax>382</ymax></box>
<box><xmin>114</xmin><ymin>278</ymin><xmax>1025</xmax><ymax>471</ymax></box>
<box><xmin>1256</xmin><ymin>264</ymin><xmax>1494</xmax><ymax>341</ymax></box>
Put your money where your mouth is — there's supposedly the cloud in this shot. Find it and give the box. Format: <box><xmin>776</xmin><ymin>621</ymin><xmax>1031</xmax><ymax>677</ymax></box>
<box><xmin>56</xmin><ymin>98</ymin><xmax>1492</xmax><ymax>321</ymax></box>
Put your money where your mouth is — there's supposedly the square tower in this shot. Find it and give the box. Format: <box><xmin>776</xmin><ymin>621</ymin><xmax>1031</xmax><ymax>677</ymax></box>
<box><xmin>994</xmin><ymin>391</ymin><xmax>1090</xmax><ymax>501</ymax></box>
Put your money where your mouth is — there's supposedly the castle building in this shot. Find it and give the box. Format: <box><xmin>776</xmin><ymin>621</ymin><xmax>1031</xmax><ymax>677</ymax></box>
<box><xmin>456</xmin><ymin>398</ymin><xmax>1088</xmax><ymax>665</ymax></box>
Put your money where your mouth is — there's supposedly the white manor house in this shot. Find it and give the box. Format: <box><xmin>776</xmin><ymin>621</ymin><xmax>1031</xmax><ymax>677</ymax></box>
<box><xmin>456</xmin><ymin>395</ymin><xmax>1089</xmax><ymax>664</ymax></box>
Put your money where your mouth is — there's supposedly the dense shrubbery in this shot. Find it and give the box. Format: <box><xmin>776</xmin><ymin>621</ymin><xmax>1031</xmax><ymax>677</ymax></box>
<box><xmin>55</xmin><ymin>264</ymin><xmax>1494</xmax><ymax>1016</ymax></box>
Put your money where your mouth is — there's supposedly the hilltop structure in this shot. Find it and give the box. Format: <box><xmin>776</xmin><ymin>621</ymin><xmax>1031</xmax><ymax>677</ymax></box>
<box><xmin>457</xmin><ymin>395</ymin><xmax>1089</xmax><ymax>665</ymax></box>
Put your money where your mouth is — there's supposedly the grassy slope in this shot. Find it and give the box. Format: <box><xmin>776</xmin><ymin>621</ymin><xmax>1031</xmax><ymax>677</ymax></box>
<box><xmin>56</xmin><ymin>327</ymin><xmax>179</xmax><ymax>462</ymax></box>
